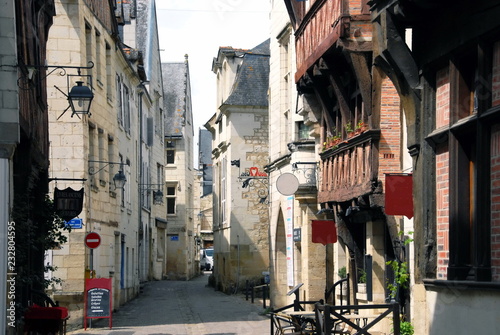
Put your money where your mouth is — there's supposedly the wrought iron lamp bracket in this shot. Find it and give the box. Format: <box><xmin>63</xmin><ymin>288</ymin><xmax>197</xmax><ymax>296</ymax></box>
<box><xmin>291</xmin><ymin>162</ymin><xmax>317</xmax><ymax>185</ymax></box>
<box><xmin>238</xmin><ymin>176</ymin><xmax>269</xmax><ymax>204</ymax></box>
<box><xmin>18</xmin><ymin>61</ymin><xmax>94</xmax><ymax>87</ymax></box>
<box><xmin>88</xmin><ymin>160</ymin><xmax>124</xmax><ymax>176</ymax></box>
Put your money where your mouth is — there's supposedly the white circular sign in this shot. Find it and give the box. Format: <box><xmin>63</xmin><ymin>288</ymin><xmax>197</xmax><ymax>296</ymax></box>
<box><xmin>276</xmin><ymin>173</ymin><xmax>299</xmax><ymax>196</ymax></box>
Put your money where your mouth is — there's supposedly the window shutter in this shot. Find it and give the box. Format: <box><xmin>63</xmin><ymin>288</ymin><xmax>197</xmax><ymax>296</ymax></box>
<box><xmin>147</xmin><ymin>117</ymin><xmax>154</xmax><ymax>146</ymax></box>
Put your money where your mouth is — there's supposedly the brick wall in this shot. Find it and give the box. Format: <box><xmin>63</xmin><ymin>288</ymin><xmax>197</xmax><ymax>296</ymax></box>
<box><xmin>378</xmin><ymin>76</ymin><xmax>401</xmax><ymax>184</ymax></box>
<box><xmin>436</xmin><ymin>144</ymin><xmax>449</xmax><ymax>279</ymax></box>
<box><xmin>435</xmin><ymin>66</ymin><xmax>451</xmax><ymax>279</ymax></box>
<box><xmin>491</xmin><ymin>42</ymin><xmax>500</xmax><ymax>281</ymax></box>
<box><xmin>492</xmin><ymin>124</ymin><xmax>500</xmax><ymax>281</ymax></box>
<box><xmin>436</xmin><ymin>68</ymin><xmax>450</xmax><ymax>128</ymax></box>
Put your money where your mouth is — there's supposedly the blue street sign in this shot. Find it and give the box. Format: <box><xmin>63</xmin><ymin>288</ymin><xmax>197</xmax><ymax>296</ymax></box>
<box><xmin>65</xmin><ymin>218</ymin><xmax>83</xmax><ymax>229</ymax></box>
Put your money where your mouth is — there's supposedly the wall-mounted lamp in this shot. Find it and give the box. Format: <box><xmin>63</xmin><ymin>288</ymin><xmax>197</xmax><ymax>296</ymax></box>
<box><xmin>67</xmin><ymin>81</ymin><xmax>93</xmax><ymax>116</ymax></box>
<box><xmin>88</xmin><ymin>160</ymin><xmax>127</xmax><ymax>189</ymax></box>
<box><xmin>19</xmin><ymin>61</ymin><xmax>95</xmax><ymax>118</ymax></box>
<box><xmin>140</xmin><ymin>184</ymin><xmax>164</xmax><ymax>204</ymax></box>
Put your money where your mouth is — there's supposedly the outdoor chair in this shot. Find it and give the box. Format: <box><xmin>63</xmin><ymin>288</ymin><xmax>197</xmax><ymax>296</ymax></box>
<box><xmin>271</xmin><ymin>312</ymin><xmax>314</xmax><ymax>335</ymax></box>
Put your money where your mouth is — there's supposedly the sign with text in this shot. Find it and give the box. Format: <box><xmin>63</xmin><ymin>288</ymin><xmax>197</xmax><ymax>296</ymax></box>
<box><xmin>54</xmin><ymin>187</ymin><xmax>84</xmax><ymax>222</ymax></box>
<box><xmin>84</xmin><ymin>278</ymin><xmax>112</xmax><ymax>329</ymax></box>
<box><xmin>239</xmin><ymin>166</ymin><xmax>268</xmax><ymax>178</ymax></box>
<box><xmin>293</xmin><ymin>228</ymin><xmax>301</xmax><ymax>242</ymax></box>
<box><xmin>65</xmin><ymin>218</ymin><xmax>83</xmax><ymax>229</ymax></box>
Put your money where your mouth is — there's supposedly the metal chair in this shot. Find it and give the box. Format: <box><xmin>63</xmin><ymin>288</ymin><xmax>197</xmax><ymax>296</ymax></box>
<box><xmin>272</xmin><ymin>312</ymin><xmax>311</xmax><ymax>335</ymax></box>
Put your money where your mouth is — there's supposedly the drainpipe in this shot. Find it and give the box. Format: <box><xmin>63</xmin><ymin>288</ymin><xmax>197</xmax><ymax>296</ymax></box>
<box><xmin>138</xmin><ymin>88</ymin><xmax>144</xmax><ymax>284</ymax></box>
<box><xmin>234</xmin><ymin>234</ymin><xmax>240</xmax><ymax>294</ymax></box>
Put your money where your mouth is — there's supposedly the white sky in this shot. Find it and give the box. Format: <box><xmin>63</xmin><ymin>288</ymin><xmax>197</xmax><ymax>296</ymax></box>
<box><xmin>156</xmin><ymin>0</ymin><xmax>271</xmax><ymax>158</ymax></box>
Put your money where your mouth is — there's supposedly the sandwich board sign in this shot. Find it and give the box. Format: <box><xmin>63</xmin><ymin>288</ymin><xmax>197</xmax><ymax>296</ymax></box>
<box><xmin>84</xmin><ymin>278</ymin><xmax>112</xmax><ymax>329</ymax></box>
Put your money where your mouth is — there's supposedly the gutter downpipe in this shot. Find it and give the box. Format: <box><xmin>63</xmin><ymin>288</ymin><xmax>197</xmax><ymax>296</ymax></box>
<box><xmin>234</xmin><ymin>234</ymin><xmax>240</xmax><ymax>294</ymax></box>
<box><xmin>138</xmin><ymin>88</ymin><xmax>144</xmax><ymax>284</ymax></box>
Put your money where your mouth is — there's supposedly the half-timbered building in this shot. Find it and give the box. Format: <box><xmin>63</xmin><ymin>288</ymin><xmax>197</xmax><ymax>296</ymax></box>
<box><xmin>282</xmin><ymin>0</ymin><xmax>412</xmax><ymax>332</ymax></box>
<box><xmin>371</xmin><ymin>0</ymin><xmax>500</xmax><ymax>333</ymax></box>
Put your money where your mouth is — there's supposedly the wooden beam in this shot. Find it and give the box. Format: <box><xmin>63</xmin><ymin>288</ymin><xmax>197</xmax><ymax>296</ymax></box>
<box><xmin>349</xmin><ymin>52</ymin><xmax>372</xmax><ymax>117</ymax></box>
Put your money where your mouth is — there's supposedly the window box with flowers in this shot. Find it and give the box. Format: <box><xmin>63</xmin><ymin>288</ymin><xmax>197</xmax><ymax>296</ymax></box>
<box><xmin>323</xmin><ymin>134</ymin><xmax>342</xmax><ymax>151</ymax></box>
<box><xmin>347</xmin><ymin>121</ymin><xmax>368</xmax><ymax>138</ymax></box>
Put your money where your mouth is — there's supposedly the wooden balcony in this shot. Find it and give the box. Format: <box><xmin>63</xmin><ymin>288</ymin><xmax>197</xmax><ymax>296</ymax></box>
<box><xmin>318</xmin><ymin>130</ymin><xmax>380</xmax><ymax>204</ymax></box>
<box><xmin>294</xmin><ymin>0</ymin><xmax>343</xmax><ymax>82</ymax></box>
<box><xmin>288</xmin><ymin>0</ymin><xmax>372</xmax><ymax>83</ymax></box>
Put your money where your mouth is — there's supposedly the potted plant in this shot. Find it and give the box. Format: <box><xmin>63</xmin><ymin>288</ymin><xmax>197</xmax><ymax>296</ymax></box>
<box><xmin>338</xmin><ymin>266</ymin><xmax>348</xmax><ymax>296</ymax></box>
<box><xmin>355</xmin><ymin>120</ymin><xmax>368</xmax><ymax>133</ymax></box>
<box><xmin>338</xmin><ymin>266</ymin><xmax>347</xmax><ymax>279</ymax></box>
<box><xmin>323</xmin><ymin>134</ymin><xmax>342</xmax><ymax>151</ymax></box>
<box><xmin>357</xmin><ymin>268</ymin><xmax>367</xmax><ymax>293</ymax></box>
<box><xmin>345</xmin><ymin>121</ymin><xmax>354</xmax><ymax>136</ymax></box>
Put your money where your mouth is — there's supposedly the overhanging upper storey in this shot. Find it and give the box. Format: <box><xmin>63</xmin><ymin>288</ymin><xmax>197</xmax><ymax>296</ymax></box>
<box><xmin>284</xmin><ymin>0</ymin><xmax>372</xmax><ymax>83</ymax></box>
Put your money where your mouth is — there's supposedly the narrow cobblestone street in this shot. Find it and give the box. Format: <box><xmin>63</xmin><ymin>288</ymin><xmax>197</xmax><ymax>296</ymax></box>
<box><xmin>68</xmin><ymin>273</ymin><xmax>270</xmax><ymax>335</ymax></box>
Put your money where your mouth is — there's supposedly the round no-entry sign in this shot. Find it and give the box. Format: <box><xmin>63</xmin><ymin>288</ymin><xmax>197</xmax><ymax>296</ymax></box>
<box><xmin>85</xmin><ymin>232</ymin><xmax>101</xmax><ymax>249</ymax></box>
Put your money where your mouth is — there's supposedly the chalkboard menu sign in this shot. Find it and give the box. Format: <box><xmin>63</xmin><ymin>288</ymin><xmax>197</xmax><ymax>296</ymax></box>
<box><xmin>84</xmin><ymin>278</ymin><xmax>112</xmax><ymax>329</ymax></box>
<box><xmin>87</xmin><ymin>288</ymin><xmax>110</xmax><ymax>317</ymax></box>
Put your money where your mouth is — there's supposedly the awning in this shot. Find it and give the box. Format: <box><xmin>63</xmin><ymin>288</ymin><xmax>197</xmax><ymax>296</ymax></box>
<box><xmin>385</xmin><ymin>173</ymin><xmax>413</xmax><ymax>219</ymax></box>
<box><xmin>312</xmin><ymin>220</ymin><xmax>337</xmax><ymax>245</ymax></box>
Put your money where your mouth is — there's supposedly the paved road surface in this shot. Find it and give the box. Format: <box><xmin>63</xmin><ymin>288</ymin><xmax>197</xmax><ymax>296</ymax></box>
<box><xmin>68</xmin><ymin>273</ymin><xmax>270</xmax><ymax>335</ymax></box>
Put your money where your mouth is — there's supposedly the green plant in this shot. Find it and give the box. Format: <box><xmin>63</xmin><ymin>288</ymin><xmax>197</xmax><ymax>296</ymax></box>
<box><xmin>358</xmin><ymin>268</ymin><xmax>366</xmax><ymax>283</ymax></box>
<box><xmin>386</xmin><ymin>231</ymin><xmax>413</xmax><ymax>299</ymax></box>
<box><xmin>13</xmin><ymin>194</ymin><xmax>69</xmax><ymax>289</ymax></box>
<box><xmin>345</xmin><ymin>121</ymin><xmax>353</xmax><ymax>133</ymax></box>
<box><xmin>400</xmin><ymin>321</ymin><xmax>415</xmax><ymax>335</ymax></box>
<box><xmin>338</xmin><ymin>266</ymin><xmax>347</xmax><ymax>279</ymax></box>
<box><xmin>386</xmin><ymin>260</ymin><xmax>409</xmax><ymax>299</ymax></box>
<box><xmin>356</xmin><ymin>120</ymin><xmax>367</xmax><ymax>130</ymax></box>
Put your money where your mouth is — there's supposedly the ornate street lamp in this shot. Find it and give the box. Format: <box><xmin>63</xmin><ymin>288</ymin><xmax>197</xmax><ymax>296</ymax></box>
<box><xmin>67</xmin><ymin>81</ymin><xmax>93</xmax><ymax>115</ymax></box>
<box><xmin>88</xmin><ymin>160</ymin><xmax>127</xmax><ymax>189</ymax></box>
<box><xmin>140</xmin><ymin>184</ymin><xmax>165</xmax><ymax>205</ymax></box>
<box><xmin>19</xmin><ymin>61</ymin><xmax>95</xmax><ymax>118</ymax></box>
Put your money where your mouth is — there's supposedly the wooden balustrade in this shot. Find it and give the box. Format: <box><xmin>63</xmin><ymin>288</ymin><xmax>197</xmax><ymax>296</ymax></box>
<box><xmin>318</xmin><ymin>130</ymin><xmax>380</xmax><ymax>203</ymax></box>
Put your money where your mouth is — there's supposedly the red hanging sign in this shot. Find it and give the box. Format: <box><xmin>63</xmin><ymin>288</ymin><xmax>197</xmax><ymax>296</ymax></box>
<box><xmin>312</xmin><ymin>220</ymin><xmax>337</xmax><ymax>245</ymax></box>
<box><xmin>385</xmin><ymin>174</ymin><xmax>413</xmax><ymax>219</ymax></box>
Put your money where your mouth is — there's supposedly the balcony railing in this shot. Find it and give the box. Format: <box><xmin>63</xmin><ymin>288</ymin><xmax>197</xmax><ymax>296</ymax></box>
<box><xmin>318</xmin><ymin>130</ymin><xmax>380</xmax><ymax>203</ymax></box>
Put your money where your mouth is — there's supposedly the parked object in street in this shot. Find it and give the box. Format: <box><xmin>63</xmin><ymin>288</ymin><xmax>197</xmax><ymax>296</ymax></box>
<box><xmin>200</xmin><ymin>248</ymin><xmax>214</xmax><ymax>271</ymax></box>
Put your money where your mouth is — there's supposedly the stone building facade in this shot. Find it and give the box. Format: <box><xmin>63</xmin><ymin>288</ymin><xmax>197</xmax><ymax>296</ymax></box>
<box><xmin>205</xmin><ymin>40</ymin><xmax>270</xmax><ymax>293</ymax></box>
<box><xmin>266</xmin><ymin>0</ymin><xmax>326</xmax><ymax>309</ymax></box>
<box><xmin>197</xmin><ymin>128</ymin><xmax>213</xmax><ymax>249</ymax></box>
<box><xmin>161</xmin><ymin>57</ymin><xmax>197</xmax><ymax>281</ymax></box>
<box><xmin>46</xmin><ymin>0</ymin><xmax>164</xmax><ymax>326</ymax></box>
